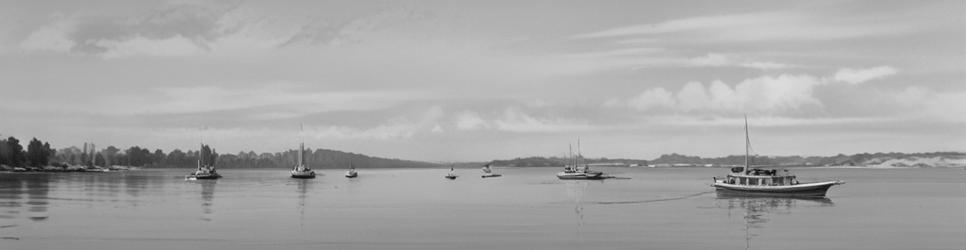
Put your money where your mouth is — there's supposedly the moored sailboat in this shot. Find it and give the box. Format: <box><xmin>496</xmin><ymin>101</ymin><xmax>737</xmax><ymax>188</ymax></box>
<box><xmin>290</xmin><ymin>142</ymin><xmax>316</xmax><ymax>179</ymax></box>
<box><xmin>445</xmin><ymin>166</ymin><xmax>458</xmax><ymax>180</ymax></box>
<box><xmin>186</xmin><ymin>143</ymin><xmax>221</xmax><ymax>180</ymax></box>
<box><xmin>345</xmin><ymin>162</ymin><xmax>358</xmax><ymax>178</ymax></box>
<box><xmin>712</xmin><ymin>116</ymin><xmax>844</xmax><ymax>197</ymax></box>
<box><xmin>481</xmin><ymin>164</ymin><xmax>502</xmax><ymax>178</ymax></box>
<box><xmin>556</xmin><ymin>140</ymin><xmax>604</xmax><ymax>180</ymax></box>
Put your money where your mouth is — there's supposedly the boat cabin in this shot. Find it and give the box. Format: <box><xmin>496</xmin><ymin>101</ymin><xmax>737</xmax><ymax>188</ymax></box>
<box><xmin>723</xmin><ymin>167</ymin><xmax>799</xmax><ymax>186</ymax></box>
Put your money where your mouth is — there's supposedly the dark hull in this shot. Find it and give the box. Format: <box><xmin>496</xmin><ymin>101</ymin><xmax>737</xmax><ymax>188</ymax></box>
<box><xmin>291</xmin><ymin>174</ymin><xmax>315</xmax><ymax>179</ymax></box>
<box><xmin>345</xmin><ymin>174</ymin><xmax>358</xmax><ymax>178</ymax></box>
<box><xmin>481</xmin><ymin>174</ymin><xmax>502</xmax><ymax>178</ymax></box>
<box><xmin>713</xmin><ymin>182</ymin><xmax>838</xmax><ymax>198</ymax></box>
<box><xmin>445</xmin><ymin>175</ymin><xmax>457</xmax><ymax>180</ymax></box>
<box><xmin>186</xmin><ymin>174</ymin><xmax>221</xmax><ymax>180</ymax></box>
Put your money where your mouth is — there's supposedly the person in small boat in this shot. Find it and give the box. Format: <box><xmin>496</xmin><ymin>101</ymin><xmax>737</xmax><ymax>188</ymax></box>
<box><xmin>482</xmin><ymin>164</ymin><xmax>492</xmax><ymax>174</ymax></box>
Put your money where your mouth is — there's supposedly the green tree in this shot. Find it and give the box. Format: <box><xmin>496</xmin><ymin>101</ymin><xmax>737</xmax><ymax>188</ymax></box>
<box><xmin>2</xmin><ymin>136</ymin><xmax>26</xmax><ymax>167</ymax></box>
<box><xmin>27</xmin><ymin>138</ymin><xmax>48</xmax><ymax>167</ymax></box>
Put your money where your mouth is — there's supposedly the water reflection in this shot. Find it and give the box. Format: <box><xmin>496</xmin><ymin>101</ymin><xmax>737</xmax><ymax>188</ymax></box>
<box><xmin>715</xmin><ymin>193</ymin><xmax>834</xmax><ymax>250</ymax></box>
<box><xmin>197</xmin><ymin>180</ymin><xmax>216</xmax><ymax>220</ymax></box>
<box><xmin>0</xmin><ymin>174</ymin><xmax>53</xmax><ymax>240</ymax></box>
<box><xmin>294</xmin><ymin>179</ymin><xmax>312</xmax><ymax>231</ymax></box>
<box><xmin>562</xmin><ymin>181</ymin><xmax>592</xmax><ymax>240</ymax></box>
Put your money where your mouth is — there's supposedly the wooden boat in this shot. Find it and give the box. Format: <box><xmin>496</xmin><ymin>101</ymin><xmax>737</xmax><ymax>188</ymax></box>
<box><xmin>481</xmin><ymin>164</ymin><xmax>502</xmax><ymax>178</ymax></box>
<box><xmin>186</xmin><ymin>143</ymin><xmax>222</xmax><ymax>180</ymax></box>
<box><xmin>712</xmin><ymin>116</ymin><xmax>843</xmax><ymax>197</ymax></box>
<box><xmin>290</xmin><ymin>142</ymin><xmax>316</xmax><ymax>179</ymax></box>
<box><xmin>556</xmin><ymin>139</ymin><xmax>604</xmax><ymax>180</ymax></box>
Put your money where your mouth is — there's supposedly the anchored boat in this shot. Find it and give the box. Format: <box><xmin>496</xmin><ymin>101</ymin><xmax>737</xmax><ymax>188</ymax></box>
<box><xmin>481</xmin><ymin>164</ymin><xmax>502</xmax><ymax>178</ymax></box>
<box><xmin>445</xmin><ymin>166</ymin><xmax>458</xmax><ymax>180</ymax></box>
<box><xmin>345</xmin><ymin>163</ymin><xmax>358</xmax><ymax>178</ymax></box>
<box><xmin>186</xmin><ymin>143</ymin><xmax>221</xmax><ymax>180</ymax></box>
<box><xmin>556</xmin><ymin>139</ymin><xmax>604</xmax><ymax>180</ymax></box>
<box><xmin>290</xmin><ymin>142</ymin><xmax>316</xmax><ymax>179</ymax></box>
<box><xmin>712</xmin><ymin>116</ymin><xmax>844</xmax><ymax>197</ymax></box>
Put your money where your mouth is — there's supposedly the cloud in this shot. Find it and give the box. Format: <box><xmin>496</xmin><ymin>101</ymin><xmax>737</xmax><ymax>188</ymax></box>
<box><xmin>622</xmin><ymin>88</ymin><xmax>676</xmax><ymax>110</ymax></box>
<box><xmin>687</xmin><ymin>53</ymin><xmax>792</xmax><ymax>70</ymax></box>
<box><xmin>610</xmin><ymin>74</ymin><xmax>827</xmax><ymax>113</ymax></box>
<box><xmin>833</xmin><ymin>66</ymin><xmax>897</xmax><ymax>84</ymax></box>
<box><xmin>103</xmin><ymin>85</ymin><xmax>427</xmax><ymax>118</ymax></box>
<box><xmin>20</xmin><ymin>14</ymin><xmax>76</xmax><ymax>52</ymax></box>
<box><xmin>309</xmin><ymin>106</ymin><xmax>444</xmax><ymax>140</ymax></box>
<box><xmin>94</xmin><ymin>35</ymin><xmax>206</xmax><ymax>59</ymax></box>
<box><xmin>574</xmin><ymin>11</ymin><xmax>916</xmax><ymax>42</ymax></box>
<box><xmin>455</xmin><ymin>111</ymin><xmax>489</xmax><ymax>131</ymax></box>
<box><xmin>492</xmin><ymin>108</ymin><xmax>595</xmax><ymax>133</ymax></box>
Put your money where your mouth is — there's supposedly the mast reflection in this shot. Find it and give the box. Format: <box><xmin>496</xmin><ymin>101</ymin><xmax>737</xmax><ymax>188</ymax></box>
<box><xmin>715</xmin><ymin>193</ymin><xmax>834</xmax><ymax>250</ymax></box>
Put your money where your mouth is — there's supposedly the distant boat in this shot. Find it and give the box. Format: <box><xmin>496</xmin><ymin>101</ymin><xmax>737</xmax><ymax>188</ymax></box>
<box><xmin>712</xmin><ymin>116</ymin><xmax>844</xmax><ymax>197</ymax></box>
<box><xmin>556</xmin><ymin>139</ymin><xmax>604</xmax><ymax>180</ymax></box>
<box><xmin>445</xmin><ymin>166</ymin><xmax>458</xmax><ymax>180</ymax></box>
<box><xmin>345</xmin><ymin>163</ymin><xmax>358</xmax><ymax>178</ymax></box>
<box><xmin>186</xmin><ymin>143</ymin><xmax>222</xmax><ymax>180</ymax></box>
<box><xmin>290</xmin><ymin>142</ymin><xmax>316</xmax><ymax>179</ymax></box>
<box><xmin>481</xmin><ymin>164</ymin><xmax>502</xmax><ymax>178</ymax></box>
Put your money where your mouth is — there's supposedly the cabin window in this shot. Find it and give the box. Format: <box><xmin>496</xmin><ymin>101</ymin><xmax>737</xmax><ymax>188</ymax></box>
<box><xmin>774</xmin><ymin>177</ymin><xmax>784</xmax><ymax>185</ymax></box>
<box><xmin>739</xmin><ymin>177</ymin><xmax>747</xmax><ymax>185</ymax></box>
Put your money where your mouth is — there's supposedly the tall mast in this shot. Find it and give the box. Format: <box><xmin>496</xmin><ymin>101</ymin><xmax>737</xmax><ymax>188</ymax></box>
<box><xmin>744</xmin><ymin>115</ymin><xmax>750</xmax><ymax>169</ymax></box>
<box><xmin>577</xmin><ymin>137</ymin><xmax>582</xmax><ymax>166</ymax></box>
<box><xmin>299</xmin><ymin>123</ymin><xmax>305</xmax><ymax>167</ymax></box>
<box><xmin>569</xmin><ymin>143</ymin><xmax>574</xmax><ymax>168</ymax></box>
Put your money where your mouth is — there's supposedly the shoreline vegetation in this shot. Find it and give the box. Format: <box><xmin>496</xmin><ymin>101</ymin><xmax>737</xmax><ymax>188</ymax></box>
<box><xmin>1</xmin><ymin>134</ymin><xmax>963</xmax><ymax>173</ymax></box>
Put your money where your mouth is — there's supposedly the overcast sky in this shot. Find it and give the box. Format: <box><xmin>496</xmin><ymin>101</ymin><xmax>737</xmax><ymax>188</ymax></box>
<box><xmin>1</xmin><ymin>0</ymin><xmax>963</xmax><ymax>161</ymax></box>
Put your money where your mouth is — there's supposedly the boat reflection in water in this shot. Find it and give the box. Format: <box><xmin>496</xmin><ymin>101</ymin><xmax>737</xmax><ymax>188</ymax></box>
<box><xmin>715</xmin><ymin>193</ymin><xmax>834</xmax><ymax>250</ymax></box>
<box><xmin>198</xmin><ymin>180</ymin><xmax>216</xmax><ymax>220</ymax></box>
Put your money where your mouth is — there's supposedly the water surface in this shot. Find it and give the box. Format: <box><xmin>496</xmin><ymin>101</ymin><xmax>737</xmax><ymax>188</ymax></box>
<box><xmin>1</xmin><ymin>167</ymin><xmax>964</xmax><ymax>249</ymax></box>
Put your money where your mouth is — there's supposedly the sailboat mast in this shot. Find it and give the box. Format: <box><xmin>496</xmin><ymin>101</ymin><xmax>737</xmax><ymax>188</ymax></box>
<box><xmin>744</xmin><ymin>115</ymin><xmax>750</xmax><ymax>169</ymax></box>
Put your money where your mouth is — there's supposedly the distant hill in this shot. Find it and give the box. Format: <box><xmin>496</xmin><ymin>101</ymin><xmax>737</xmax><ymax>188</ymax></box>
<box><xmin>485</xmin><ymin>152</ymin><xmax>966</xmax><ymax>168</ymax></box>
<box><xmin>487</xmin><ymin>156</ymin><xmax>648</xmax><ymax>167</ymax></box>
<box><xmin>649</xmin><ymin>152</ymin><xmax>966</xmax><ymax>168</ymax></box>
<box><xmin>189</xmin><ymin>148</ymin><xmax>439</xmax><ymax>169</ymax></box>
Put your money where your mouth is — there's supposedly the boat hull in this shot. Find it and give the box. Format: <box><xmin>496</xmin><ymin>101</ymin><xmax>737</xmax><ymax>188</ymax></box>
<box><xmin>445</xmin><ymin>175</ymin><xmax>458</xmax><ymax>180</ymax></box>
<box><xmin>185</xmin><ymin>174</ymin><xmax>221</xmax><ymax>180</ymax></box>
<box><xmin>291</xmin><ymin>171</ymin><xmax>316</xmax><ymax>179</ymax></box>
<box><xmin>712</xmin><ymin>180</ymin><xmax>843</xmax><ymax>197</ymax></box>
<box><xmin>481</xmin><ymin>173</ymin><xmax>502</xmax><ymax>178</ymax></box>
<box><xmin>556</xmin><ymin>172</ymin><xmax>604</xmax><ymax>180</ymax></box>
<box><xmin>345</xmin><ymin>172</ymin><xmax>358</xmax><ymax>178</ymax></box>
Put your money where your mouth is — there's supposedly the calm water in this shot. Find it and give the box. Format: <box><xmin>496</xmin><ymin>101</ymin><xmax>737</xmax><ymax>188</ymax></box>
<box><xmin>1</xmin><ymin>167</ymin><xmax>964</xmax><ymax>249</ymax></box>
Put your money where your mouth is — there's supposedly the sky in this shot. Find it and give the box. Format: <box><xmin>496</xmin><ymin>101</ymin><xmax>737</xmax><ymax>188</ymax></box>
<box><xmin>0</xmin><ymin>0</ymin><xmax>964</xmax><ymax>162</ymax></box>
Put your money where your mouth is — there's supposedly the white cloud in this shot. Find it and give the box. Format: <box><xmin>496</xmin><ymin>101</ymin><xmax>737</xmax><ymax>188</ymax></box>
<box><xmin>95</xmin><ymin>35</ymin><xmax>207</xmax><ymax>59</ymax></box>
<box><xmin>686</xmin><ymin>53</ymin><xmax>792</xmax><ymax>70</ymax></box>
<box><xmin>20</xmin><ymin>15</ymin><xmax>76</xmax><ymax>52</ymax></box>
<box><xmin>612</xmin><ymin>74</ymin><xmax>827</xmax><ymax>113</ymax></box>
<box><xmin>309</xmin><ymin>106</ymin><xmax>444</xmax><ymax>140</ymax></box>
<box><xmin>625</xmin><ymin>88</ymin><xmax>676</xmax><ymax>111</ymax></box>
<box><xmin>102</xmin><ymin>85</ymin><xmax>428</xmax><ymax>117</ymax></box>
<box><xmin>455</xmin><ymin>111</ymin><xmax>490</xmax><ymax>131</ymax></box>
<box><xmin>574</xmin><ymin>11</ymin><xmax>912</xmax><ymax>42</ymax></box>
<box><xmin>492</xmin><ymin>108</ymin><xmax>594</xmax><ymax>133</ymax></box>
<box><xmin>833</xmin><ymin>66</ymin><xmax>898</xmax><ymax>84</ymax></box>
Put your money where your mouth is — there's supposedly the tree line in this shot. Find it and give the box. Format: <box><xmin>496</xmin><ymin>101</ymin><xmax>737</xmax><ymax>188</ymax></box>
<box><xmin>1</xmin><ymin>133</ymin><xmax>437</xmax><ymax>169</ymax></box>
